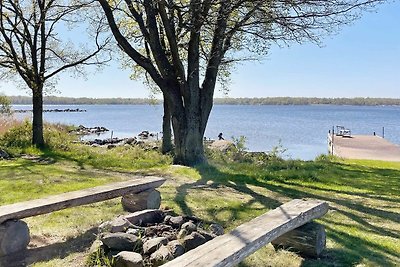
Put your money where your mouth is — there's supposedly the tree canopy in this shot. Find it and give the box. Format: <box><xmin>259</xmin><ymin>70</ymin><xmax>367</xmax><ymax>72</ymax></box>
<box><xmin>0</xmin><ymin>0</ymin><xmax>110</xmax><ymax>146</ymax></box>
<box><xmin>97</xmin><ymin>0</ymin><xmax>384</xmax><ymax>165</ymax></box>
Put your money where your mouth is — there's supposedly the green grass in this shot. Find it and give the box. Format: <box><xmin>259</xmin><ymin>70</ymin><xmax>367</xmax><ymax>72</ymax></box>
<box><xmin>0</xmin><ymin>125</ymin><xmax>398</xmax><ymax>267</ymax></box>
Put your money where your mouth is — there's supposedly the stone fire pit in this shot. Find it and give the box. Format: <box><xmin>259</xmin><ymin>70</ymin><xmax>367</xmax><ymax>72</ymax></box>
<box><xmin>88</xmin><ymin>209</ymin><xmax>224</xmax><ymax>267</ymax></box>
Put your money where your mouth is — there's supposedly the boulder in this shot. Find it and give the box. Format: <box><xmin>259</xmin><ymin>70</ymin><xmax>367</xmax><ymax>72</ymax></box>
<box><xmin>181</xmin><ymin>221</ymin><xmax>197</xmax><ymax>234</ymax></box>
<box><xmin>121</xmin><ymin>190</ymin><xmax>161</xmax><ymax>212</ymax></box>
<box><xmin>150</xmin><ymin>245</ymin><xmax>174</xmax><ymax>266</ymax></box>
<box><xmin>126</xmin><ymin>228</ymin><xmax>141</xmax><ymax>236</ymax></box>
<box><xmin>144</xmin><ymin>224</ymin><xmax>173</xmax><ymax>237</ymax></box>
<box><xmin>124</xmin><ymin>209</ymin><xmax>164</xmax><ymax>226</ymax></box>
<box><xmin>168</xmin><ymin>216</ymin><xmax>184</xmax><ymax>228</ymax></box>
<box><xmin>177</xmin><ymin>229</ymin><xmax>188</xmax><ymax>240</ymax></box>
<box><xmin>197</xmin><ymin>229</ymin><xmax>216</xmax><ymax>241</ymax></box>
<box><xmin>163</xmin><ymin>215</ymin><xmax>172</xmax><ymax>224</ymax></box>
<box><xmin>87</xmin><ymin>239</ymin><xmax>107</xmax><ymax>263</ymax></box>
<box><xmin>143</xmin><ymin>237</ymin><xmax>168</xmax><ymax>255</ymax></box>
<box><xmin>208</xmin><ymin>140</ymin><xmax>235</xmax><ymax>152</ymax></box>
<box><xmin>182</xmin><ymin>232</ymin><xmax>207</xmax><ymax>252</ymax></box>
<box><xmin>167</xmin><ymin>240</ymin><xmax>185</xmax><ymax>258</ymax></box>
<box><xmin>210</xmin><ymin>223</ymin><xmax>224</xmax><ymax>236</ymax></box>
<box><xmin>114</xmin><ymin>251</ymin><xmax>143</xmax><ymax>267</ymax></box>
<box><xmin>99</xmin><ymin>216</ymin><xmax>131</xmax><ymax>233</ymax></box>
<box><xmin>88</xmin><ymin>239</ymin><xmax>105</xmax><ymax>255</ymax></box>
<box><xmin>0</xmin><ymin>220</ymin><xmax>30</xmax><ymax>256</ymax></box>
<box><xmin>101</xmin><ymin>233</ymin><xmax>142</xmax><ymax>252</ymax></box>
<box><xmin>0</xmin><ymin>149</ymin><xmax>9</xmax><ymax>159</ymax></box>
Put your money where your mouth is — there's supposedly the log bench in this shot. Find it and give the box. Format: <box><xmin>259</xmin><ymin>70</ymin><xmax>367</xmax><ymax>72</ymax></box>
<box><xmin>0</xmin><ymin>176</ymin><xmax>165</xmax><ymax>257</ymax></box>
<box><xmin>162</xmin><ymin>199</ymin><xmax>329</xmax><ymax>267</ymax></box>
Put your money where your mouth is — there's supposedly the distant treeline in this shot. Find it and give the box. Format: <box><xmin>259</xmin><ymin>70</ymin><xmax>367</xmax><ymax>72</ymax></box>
<box><xmin>213</xmin><ymin>97</ymin><xmax>400</xmax><ymax>105</ymax></box>
<box><xmin>9</xmin><ymin>95</ymin><xmax>400</xmax><ymax>106</ymax></box>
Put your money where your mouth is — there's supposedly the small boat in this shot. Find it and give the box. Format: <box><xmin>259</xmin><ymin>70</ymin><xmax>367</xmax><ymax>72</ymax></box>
<box><xmin>336</xmin><ymin>125</ymin><xmax>351</xmax><ymax>138</ymax></box>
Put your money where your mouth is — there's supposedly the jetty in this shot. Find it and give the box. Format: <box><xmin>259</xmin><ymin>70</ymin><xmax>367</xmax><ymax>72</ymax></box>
<box><xmin>328</xmin><ymin>134</ymin><xmax>400</xmax><ymax>162</ymax></box>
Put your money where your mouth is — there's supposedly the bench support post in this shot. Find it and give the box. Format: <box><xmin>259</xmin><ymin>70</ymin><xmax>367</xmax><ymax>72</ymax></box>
<box><xmin>271</xmin><ymin>222</ymin><xmax>326</xmax><ymax>258</ymax></box>
<box><xmin>0</xmin><ymin>219</ymin><xmax>30</xmax><ymax>256</ymax></box>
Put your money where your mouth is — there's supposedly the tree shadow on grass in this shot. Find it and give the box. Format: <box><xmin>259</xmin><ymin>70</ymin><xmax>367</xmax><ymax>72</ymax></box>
<box><xmin>173</xmin><ymin>163</ymin><xmax>282</xmax><ymax>224</ymax></box>
<box><xmin>0</xmin><ymin>227</ymin><xmax>97</xmax><ymax>267</ymax></box>
<box><xmin>173</xmin><ymin>161</ymin><xmax>399</xmax><ymax>267</ymax></box>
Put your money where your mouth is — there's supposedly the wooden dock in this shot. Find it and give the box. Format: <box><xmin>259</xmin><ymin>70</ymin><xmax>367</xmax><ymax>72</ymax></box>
<box><xmin>328</xmin><ymin>135</ymin><xmax>400</xmax><ymax>162</ymax></box>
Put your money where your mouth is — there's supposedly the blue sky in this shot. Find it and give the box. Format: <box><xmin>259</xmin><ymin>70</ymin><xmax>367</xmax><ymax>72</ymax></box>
<box><xmin>0</xmin><ymin>1</ymin><xmax>399</xmax><ymax>99</ymax></box>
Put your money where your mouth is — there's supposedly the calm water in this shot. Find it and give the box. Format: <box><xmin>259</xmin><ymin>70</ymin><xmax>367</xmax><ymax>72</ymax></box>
<box><xmin>14</xmin><ymin>105</ymin><xmax>400</xmax><ymax>160</ymax></box>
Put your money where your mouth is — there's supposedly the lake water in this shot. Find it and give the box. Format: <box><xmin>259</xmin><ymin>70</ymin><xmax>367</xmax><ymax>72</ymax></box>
<box><xmin>13</xmin><ymin>104</ymin><xmax>400</xmax><ymax>160</ymax></box>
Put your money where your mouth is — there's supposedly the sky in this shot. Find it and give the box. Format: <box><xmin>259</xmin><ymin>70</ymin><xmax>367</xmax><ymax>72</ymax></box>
<box><xmin>0</xmin><ymin>1</ymin><xmax>399</xmax><ymax>99</ymax></box>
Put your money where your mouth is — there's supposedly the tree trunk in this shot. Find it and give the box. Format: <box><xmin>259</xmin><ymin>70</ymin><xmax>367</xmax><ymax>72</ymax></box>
<box><xmin>32</xmin><ymin>88</ymin><xmax>44</xmax><ymax>147</ymax></box>
<box><xmin>171</xmin><ymin>107</ymin><xmax>207</xmax><ymax>166</ymax></box>
<box><xmin>161</xmin><ymin>96</ymin><xmax>173</xmax><ymax>154</ymax></box>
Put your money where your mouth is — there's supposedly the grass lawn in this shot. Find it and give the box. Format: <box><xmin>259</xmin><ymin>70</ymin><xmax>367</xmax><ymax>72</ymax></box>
<box><xmin>0</xmin><ymin>149</ymin><xmax>399</xmax><ymax>267</ymax></box>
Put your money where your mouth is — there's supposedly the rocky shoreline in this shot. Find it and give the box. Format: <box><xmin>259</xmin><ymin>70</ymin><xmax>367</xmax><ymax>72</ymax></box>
<box><xmin>14</xmin><ymin>108</ymin><xmax>87</xmax><ymax>113</ymax></box>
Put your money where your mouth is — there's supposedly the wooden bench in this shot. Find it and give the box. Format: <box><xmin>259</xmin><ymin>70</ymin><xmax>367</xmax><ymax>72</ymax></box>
<box><xmin>162</xmin><ymin>199</ymin><xmax>328</xmax><ymax>267</ymax></box>
<box><xmin>0</xmin><ymin>176</ymin><xmax>165</xmax><ymax>256</ymax></box>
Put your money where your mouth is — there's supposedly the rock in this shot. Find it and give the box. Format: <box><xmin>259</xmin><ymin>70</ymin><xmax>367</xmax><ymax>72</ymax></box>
<box><xmin>163</xmin><ymin>215</ymin><xmax>172</xmax><ymax>224</ymax></box>
<box><xmin>126</xmin><ymin>228</ymin><xmax>141</xmax><ymax>236</ymax></box>
<box><xmin>87</xmin><ymin>239</ymin><xmax>107</xmax><ymax>263</ymax></box>
<box><xmin>209</xmin><ymin>140</ymin><xmax>235</xmax><ymax>152</ymax></box>
<box><xmin>0</xmin><ymin>220</ymin><xmax>30</xmax><ymax>256</ymax></box>
<box><xmin>0</xmin><ymin>149</ymin><xmax>9</xmax><ymax>159</ymax></box>
<box><xmin>210</xmin><ymin>223</ymin><xmax>224</xmax><ymax>236</ymax></box>
<box><xmin>144</xmin><ymin>224</ymin><xmax>173</xmax><ymax>237</ymax></box>
<box><xmin>101</xmin><ymin>233</ymin><xmax>142</xmax><ymax>252</ymax></box>
<box><xmin>114</xmin><ymin>251</ymin><xmax>143</xmax><ymax>267</ymax></box>
<box><xmin>143</xmin><ymin>237</ymin><xmax>168</xmax><ymax>255</ymax></box>
<box><xmin>150</xmin><ymin>245</ymin><xmax>174</xmax><ymax>266</ymax></box>
<box><xmin>125</xmin><ymin>137</ymin><xmax>136</xmax><ymax>145</ymax></box>
<box><xmin>124</xmin><ymin>209</ymin><xmax>165</xmax><ymax>226</ymax></box>
<box><xmin>182</xmin><ymin>232</ymin><xmax>207</xmax><ymax>252</ymax></box>
<box><xmin>107</xmin><ymin>144</ymin><xmax>116</xmax><ymax>149</ymax></box>
<box><xmin>197</xmin><ymin>229</ymin><xmax>216</xmax><ymax>241</ymax></box>
<box><xmin>181</xmin><ymin>221</ymin><xmax>197</xmax><ymax>234</ymax></box>
<box><xmin>99</xmin><ymin>216</ymin><xmax>131</xmax><ymax>233</ymax></box>
<box><xmin>168</xmin><ymin>216</ymin><xmax>184</xmax><ymax>228</ymax></box>
<box><xmin>121</xmin><ymin>190</ymin><xmax>161</xmax><ymax>212</ymax></box>
<box><xmin>167</xmin><ymin>240</ymin><xmax>185</xmax><ymax>258</ymax></box>
<box><xmin>88</xmin><ymin>239</ymin><xmax>105</xmax><ymax>255</ymax></box>
<box><xmin>177</xmin><ymin>229</ymin><xmax>188</xmax><ymax>239</ymax></box>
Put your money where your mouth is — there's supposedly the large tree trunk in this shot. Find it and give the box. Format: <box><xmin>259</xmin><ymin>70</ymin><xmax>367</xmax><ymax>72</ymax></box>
<box><xmin>32</xmin><ymin>88</ymin><xmax>44</xmax><ymax>147</ymax></box>
<box><xmin>161</xmin><ymin>96</ymin><xmax>173</xmax><ymax>154</ymax></box>
<box><xmin>169</xmin><ymin>93</ymin><xmax>211</xmax><ymax>166</ymax></box>
<box><xmin>173</xmin><ymin>115</ymin><xmax>205</xmax><ymax>166</ymax></box>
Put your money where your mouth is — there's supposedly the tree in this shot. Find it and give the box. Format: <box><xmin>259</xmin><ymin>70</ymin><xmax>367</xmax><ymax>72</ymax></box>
<box><xmin>0</xmin><ymin>0</ymin><xmax>110</xmax><ymax>147</ymax></box>
<box><xmin>0</xmin><ymin>94</ymin><xmax>11</xmax><ymax>114</ymax></box>
<box><xmin>97</xmin><ymin>0</ymin><xmax>384</xmax><ymax>166</ymax></box>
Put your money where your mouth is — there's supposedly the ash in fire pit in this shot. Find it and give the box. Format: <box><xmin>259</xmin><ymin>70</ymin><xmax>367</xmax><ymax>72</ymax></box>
<box><xmin>88</xmin><ymin>209</ymin><xmax>224</xmax><ymax>267</ymax></box>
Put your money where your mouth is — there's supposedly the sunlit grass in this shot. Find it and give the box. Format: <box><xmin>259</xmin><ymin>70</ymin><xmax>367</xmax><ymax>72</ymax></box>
<box><xmin>0</xmin><ymin>123</ymin><xmax>398</xmax><ymax>267</ymax></box>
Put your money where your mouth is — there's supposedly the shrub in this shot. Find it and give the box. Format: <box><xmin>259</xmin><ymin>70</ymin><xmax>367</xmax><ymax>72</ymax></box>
<box><xmin>0</xmin><ymin>115</ymin><xmax>21</xmax><ymax>136</ymax></box>
<box><xmin>0</xmin><ymin>121</ymin><xmax>77</xmax><ymax>155</ymax></box>
<box><xmin>0</xmin><ymin>120</ymin><xmax>32</xmax><ymax>149</ymax></box>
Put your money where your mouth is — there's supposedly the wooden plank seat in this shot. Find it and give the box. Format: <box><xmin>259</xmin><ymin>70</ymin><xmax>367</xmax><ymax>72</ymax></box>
<box><xmin>162</xmin><ymin>199</ymin><xmax>329</xmax><ymax>267</ymax></box>
<box><xmin>0</xmin><ymin>176</ymin><xmax>165</xmax><ymax>257</ymax></box>
<box><xmin>0</xmin><ymin>176</ymin><xmax>165</xmax><ymax>224</ymax></box>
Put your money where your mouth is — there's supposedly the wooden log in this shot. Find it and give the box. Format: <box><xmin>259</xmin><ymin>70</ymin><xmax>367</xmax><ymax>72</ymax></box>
<box><xmin>271</xmin><ymin>222</ymin><xmax>326</xmax><ymax>258</ymax></box>
<box><xmin>0</xmin><ymin>177</ymin><xmax>165</xmax><ymax>224</ymax></box>
<box><xmin>121</xmin><ymin>189</ymin><xmax>161</xmax><ymax>212</ymax></box>
<box><xmin>161</xmin><ymin>199</ymin><xmax>329</xmax><ymax>267</ymax></box>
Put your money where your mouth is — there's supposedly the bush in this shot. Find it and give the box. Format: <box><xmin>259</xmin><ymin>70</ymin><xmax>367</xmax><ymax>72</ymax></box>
<box><xmin>0</xmin><ymin>121</ymin><xmax>76</xmax><ymax>155</ymax></box>
<box><xmin>0</xmin><ymin>120</ymin><xmax>32</xmax><ymax>149</ymax></box>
